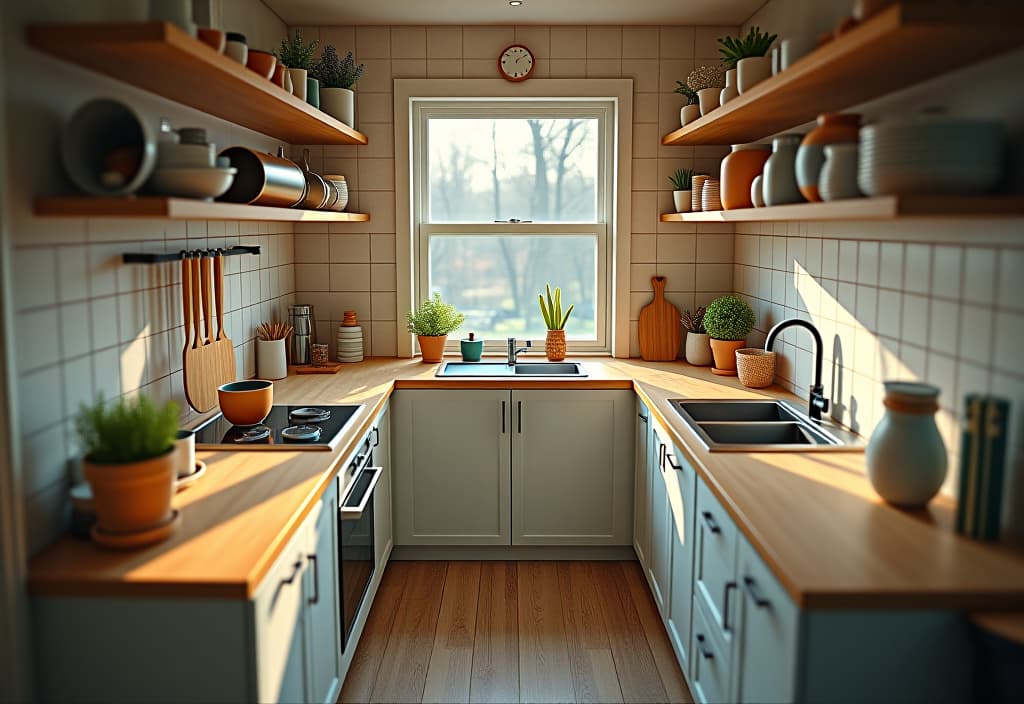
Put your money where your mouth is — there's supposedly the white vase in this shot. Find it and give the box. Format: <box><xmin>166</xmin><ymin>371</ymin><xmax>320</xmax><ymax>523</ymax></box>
<box><xmin>256</xmin><ymin>338</ymin><xmax>288</xmax><ymax>380</ymax></box>
<box><xmin>673</xmin><ymin>190</ymin><xmax>692</xmax><ymax>213</ymax></box>
<box><xmin>320</xmin><ymin>87</ymin><xmax>355</xmax><ymax>127</ymax></box>
<box><xmin>751</xmin><ymin>174</ymin><xmax>765</xmax><ymax>207</ymax></box>
<box><xmin>819</xmin><ymin>143</ymin><xmax>862</xmax><ymax>201</ymax></box>
<box><xmin>288</xmin><ymin>68</ymin><xmax>307</xmax><ymax>101</ymax></box>
<box><xmin>737</xmin><ymin>56</ymin><xmax>772</xmax><ymax>94</ymax></box>
<box><xmin>283</xmin><ymin>69</ymin><xmax>293</xmax><ymax>93</ymax></box>
<box><xmin>697</xmin><ymin>88</ymin><xmax>720</xmax><ymax>117</ymax></box>
<box><xmin>719</xmin><ymin>69</ymin><xmax>739</xmax><ymax>105</ymax></box>
<box><xmin>680</xmin><ymin>104</ymin><xmax>701</xmax><ymax>126</ymax></box>
<box><xmin>685</xmin><ymin>332</ymin><xmax>713</xmax><ymax>366</ymax></box>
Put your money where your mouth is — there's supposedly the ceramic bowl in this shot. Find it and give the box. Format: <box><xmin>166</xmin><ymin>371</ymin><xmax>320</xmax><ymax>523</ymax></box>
<box><xmin>157</xmin><ymin>142</ymin><xmax>215</xmax><ymax>168</ymax></box>
<box><xmin>150</xmin><ymin>166</ymin><xmax>237</xmax><ymax>200</ymax></box>
<box><xmin>197</xmin><ymin>28</ymin><xmax>226</xmax><ymax>53</ymax></box>
<box><xmin>218</xmin><ymin>380</ymin><xmax>273</xmax><ymax>426</ymax></box>
<box><xmin>62</xmin><ymin>98</ymin><xmax>157</xmax><ymax>196</ymax></box>
<box><xmin>246</xmin><ymin>49</ymin><xmax>276</xmax><ymax>79</ymax></box>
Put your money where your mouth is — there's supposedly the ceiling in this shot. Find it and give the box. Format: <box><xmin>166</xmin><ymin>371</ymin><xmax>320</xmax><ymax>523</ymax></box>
<box><xmin>263</xmin><ymin>0</ymin><xmax>766</xmax><ymax>26</ymax></box>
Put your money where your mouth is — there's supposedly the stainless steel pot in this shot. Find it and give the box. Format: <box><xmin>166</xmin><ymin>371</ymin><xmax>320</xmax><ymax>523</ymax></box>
<box><xmin>217</xmin><ymin>146</ymin><xmax>306</xmax><ymax>207</ymax></box>
<box><xmin>297</xmin><ymin>147</ymin><xmax>330</xmax><ymax>210</ymax></box>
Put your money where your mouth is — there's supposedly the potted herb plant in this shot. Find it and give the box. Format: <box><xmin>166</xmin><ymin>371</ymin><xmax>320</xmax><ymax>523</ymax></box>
<box><xmin>703</xmin><ymin>294</ymin><xmax>755</xmax><ymax>375</ymax></box>
<box><xmin>277</xmin><ymin>29</ymin><xmax>319</xmax><ymax>103</ymax></box>
<box><xmin>407</xmin><ymin>292</ymin><xmax>465</xmax><ymax>363</ymax></box>
<box><xmin>687</xmin><ymin>64</ymin><xmax>725</xmax><ymax>117</ymax></box>
<box><xmin>669</xmin><ymin>168</ymin><xmax>694</xmax><ymax>213</ymax></box>
<box><xmin>681</xmin><ymin>306</ymin><xmax>712</xmax><ymax>366</ymax></box>
<box><xmin>538</xmin><ymin>284</ymin><xmax>574</xmax><ymax>362</ymax></box>
<box><xmin>76</xmin><ymin>394</ymin><xmax>180</xmax><ymax>538</ymax></box>
<box><xmin>313</xmin><ymin>45</ymin><xmax>364</xmax><ymax>127</ymax></box>
<box><xmin>718</xmin><ymin>26</ymin><xmax>777</xmax><ymax>94</ymax></box>
<box><xmin>674</xmin><ymin>81</ymin><xmax>701</xmax><ymax>126</ymax></box>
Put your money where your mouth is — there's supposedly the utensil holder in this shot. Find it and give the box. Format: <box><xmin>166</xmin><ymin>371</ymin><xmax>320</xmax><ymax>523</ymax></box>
<box><xmin>257</xmin><ymin>338</ymin><xmax>288</xmax><ymax>379</ymax></box>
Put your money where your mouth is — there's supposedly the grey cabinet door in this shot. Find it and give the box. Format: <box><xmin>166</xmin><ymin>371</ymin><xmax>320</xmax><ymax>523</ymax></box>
<box><xmin>511</xmin><ymin>390</ymin><xmax>634</xmax><ymax>545</ymax></box>
<box><xmin>393</xmin><ymin>390</ymin><xmax>511</xmax><ymax>545</ymax></box>
<box><xmin>665</xmin><ymin>444</ymin><xmax>697</xmax><ymax>675</ymax></box>
<box><xmin>647</xmin><ymin>422</ymin><xmax>672</xmax><ymax>616</ymax></box>
<box><xmin>306</xmin><ymin>487</ymin><xmax>341</xmax><ymax>704</ymax></box>
<box><xmin>373</xmin><ymin>403</ymin><xmax>393</xmax><ymax>569</ymax></box>
<box><xmin>634</xmin><ymin>399</ymin><xmax>651</xmax><ymax>566</ymax></box>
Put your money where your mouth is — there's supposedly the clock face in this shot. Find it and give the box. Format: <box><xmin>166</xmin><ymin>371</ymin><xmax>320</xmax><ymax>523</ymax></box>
<box><xmin>498</xmin><ymin>44</ymin><xmax>534</xmax><ymax>82</ymax></box>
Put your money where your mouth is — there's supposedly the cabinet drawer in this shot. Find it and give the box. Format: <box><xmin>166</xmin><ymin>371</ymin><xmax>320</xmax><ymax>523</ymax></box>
<box><xmin>695</xmin><ymin>479</ymin><xmax>739</xmax><ymax>639</ymax></box>
<box><xmin>690</xmin><ymin>592</ymin><xmax>733</xmax><ymax>704</ymax></box>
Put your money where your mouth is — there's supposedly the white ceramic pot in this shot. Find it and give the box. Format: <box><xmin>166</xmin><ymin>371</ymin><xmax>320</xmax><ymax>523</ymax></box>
<box><xmin>680</xmin><ymin>104</ymin><xmax>701</xmax><ymax>126</ymax></box>
<box><xmin>673</xmin><ymin>190</ymin><xmax>692</xmax><ymax>213</ymax></box>
<box><xmin>737</xmin><ymin>56</ymin><xmax>771</xmax><ymax>94</ymax></box>
<box><xmin>256</xmin><ymin>338</ymin><xmax>288</xmax><ymax>380</ymax></box>
<box><xmin>172</xmin><ymin>430</ymin><xmax>195</xmax><ymax>479</ymax></box>
<box><xmin>288</xmin><ymin>68</ymin><xmax>308</xmax><ymax>101</ymax></box>
<box><xmin>685</xmin><ymin>332</ymin><xmax>713</xmax><ymax>366</ymax></box>
<box><xmin>697</xmin><ymin>88</ymin><xmax>720</xmax><ymax>117</ymax></box>
<box><xmin>819</xmin><ymin>143</ymin><xmax>862</xmax><ymax>201</ymax></box>
<box><xmin>751</xmin><ymin>174</ymin><xmax>765</xmax><ymax>207</ymax></box>
<box><xmin>320</xmin><ymin>87</ymin><xmax>355</xmax><ymax>127</ymax></box>
<box><xmin>780</xmin><ymin>37</ymin><xmax>815</xmax><ymax>70</ymax></box>
<box><xmin>720</xmin><ymin>69</ymin><xmax>739</xmax><ymax>105</ymax></box>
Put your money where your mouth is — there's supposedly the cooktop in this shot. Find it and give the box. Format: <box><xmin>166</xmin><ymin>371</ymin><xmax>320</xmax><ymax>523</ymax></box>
<box><xmin>193</xmin><ymin>404</ymin><xmax>363</xmax><ymax>451</ymax></box>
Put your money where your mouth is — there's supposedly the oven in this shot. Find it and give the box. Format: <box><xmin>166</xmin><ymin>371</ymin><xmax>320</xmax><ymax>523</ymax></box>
<box><xmin>338</xmin><ymin>425</ymin><xmax>382</xmax><ymax>653</ymax></box>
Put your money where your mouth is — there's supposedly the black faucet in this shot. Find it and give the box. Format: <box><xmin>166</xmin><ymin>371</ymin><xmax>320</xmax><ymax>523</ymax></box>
<box><xmin>764</xmin><ymin>319</ymin><xmax>830</xmax><ymax>421</ymax></box>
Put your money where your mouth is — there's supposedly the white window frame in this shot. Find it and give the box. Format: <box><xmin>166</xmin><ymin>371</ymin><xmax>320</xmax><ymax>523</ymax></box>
<box><xmin>414</xmin><ymin>100</ymin><xmax>613</xmax><ymax>354</ymax></box>
<box><xmin>394</xmin><ymin>79</ymin><xmax>633</xmax><ymax>359</ymax></box>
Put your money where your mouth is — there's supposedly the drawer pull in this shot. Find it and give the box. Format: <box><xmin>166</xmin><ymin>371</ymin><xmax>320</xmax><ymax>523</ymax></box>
<box><xmin>743</xmin><ymin>576</ymin><xmax>771</xmax><ymax>608</ymax></box>
<box><xmin>638</xmin><ymin>413</ymin><xmax>648</xmax><ymax>423</ymax></box>
<box><xmin>307</xmin><ymin>554</ymin><xmax>319</xmax><ymax>605</ymax></box>
<box><xmin>696</xmin><ymin>633</ymin><xmax>714</xmax><ymax>660</ymax></box>
<box><xmin>701</xmin><ymin>511</ymin><xmax>721</xmax><ymax>534</ymax></box>
<box><xmin>281</xmin><ymin>558</ymin><xmax>303</xmax><ymax>586</ymax></box>
<box><xmin>371</xmin><ymin>426</ymin><xmax>380</xmax><ymax>449</ymax></box>
<box><xmin>666</xmin><ymin>452</ymin><xmax>682</xmax><ymax>471</ymax></box>
<box><xmin>659</xmin><ymin>443</ymin><xmax>666</xmax><ymax>472</ymax></box>
<box><xmin>502</xmin><ymin>401</ymin><xmax>506</xmax><ymax>434</ymax></box>
<box><xmin>723</xmin><ymin>580</ymin><xmax>737</xmax><ymax>631</ymax></box>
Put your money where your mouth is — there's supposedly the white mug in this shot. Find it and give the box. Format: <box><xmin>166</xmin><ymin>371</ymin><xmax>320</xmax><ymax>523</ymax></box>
<box><xmin>780</xmin><ymin>37</ymin><xmax>815</xmax><ymax>71</ymax></box>
<box><xmin>173</xmin><ymin>429</ymin><xmax>196</xmax><ymax>478</ymax></box>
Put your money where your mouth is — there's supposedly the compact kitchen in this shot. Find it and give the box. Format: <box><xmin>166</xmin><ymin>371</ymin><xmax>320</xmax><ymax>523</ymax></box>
<box><xmin>2</xmin><ymin>0</ymin><xmax>1024</xmax><ymax>702</ymax></box>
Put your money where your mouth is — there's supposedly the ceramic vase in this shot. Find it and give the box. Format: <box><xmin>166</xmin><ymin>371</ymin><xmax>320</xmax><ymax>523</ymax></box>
<box><xmin>720</xmin><ymin>69</ymin><xmax>739</xmax><ymax>105</ymax></box>
<box><xmin>680</xmin><ymin>104</ymin><xmax>701</xmax><ymax>126</ymax></box>
<box><xmin>737</xmin><ymin>56</ymin><xmax>771</xmax><ymax>94</ymax></box>
<box><xmin>320</xmin><ymin>87</ymin><xmax>355</xmax><ymax>126</ymax></box>
<box><xmin>418</xmin><ymin>335</ymin><xmax>447</xmax><ymax>363</ymax></box>
<box><xmin>796</xmin><ymin>113</ymin><xmax>861</xmax><ymax>201</ymax></box>
<box><xmin>545</xmin><ymin>329</ymin><xmax>567</xmax><ymax>362</ymax></box>
<box><xmin>819</xmin><ymin>143</ymin><xmax>862</xmax><ymax>201</ymax></box>
<box><xmin>306</xmin><ymin>77</ymin><xmax>320</xmax><ymax>108</ymax></box>
<box><xmin>460</xmin><ymin>337</ymin><xmax>483</xmax><ymax>362</ymax></box>
<box><xmin>697</xmin><ymin>88</ymin><xmax>720</xmax><ymax>117</ymax></box>
<box><xmin>673</xmin><ymin>190</ymin><xmax>692</xmax><ymax>213</ymax></box>
<box><xmin>691</xmin><ymin>175</ymin><xmax>710</xmax><ymax>212</ymax></box>
<box><xmin>288</xmin><ymin>68</ymin><xmax>307</xmax><ymax>100</ymax></box>
<box><xmin>763</xmin><ymin>133</ymin><xmax>805</xmax><ymax>206</ymax></box>
<box><xmin>721</xmin><ymin>143</ymin><xmax>771</xmax><ymax>210</ymax></box>
<box><xmin>685</xmin><ymin>332</ymin><xmax>713</xmax><ymax>366</ymax></box>
<box><xmin>83</xmin><ymin>451</ymin><xmax>176</xmax><ymax>534</ymax></box>
<box><xmin>256</xmin><ymin>338</ymin><xmax>288</xmax><ymax>380</ymax></box>
<box><xmin>866</xmin><ymin>382</ymin><xmax>947</xmax><ymax>508</ymax></box>
<box><xmin>709</xmin><ymin>339</ymin><xmax>746</xmax><ymax>375</ymax></box>
<box><xmin>751</xmin><ymin>174</ymin><xmax>765</xmax><ymax>207</ymax></box>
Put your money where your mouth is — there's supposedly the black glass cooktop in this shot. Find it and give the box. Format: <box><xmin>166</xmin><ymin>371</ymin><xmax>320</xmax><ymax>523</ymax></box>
<box><xmin>193</xmin><ymin>404</ymin><xmax>362</xmax><ymax>451</ymax></box>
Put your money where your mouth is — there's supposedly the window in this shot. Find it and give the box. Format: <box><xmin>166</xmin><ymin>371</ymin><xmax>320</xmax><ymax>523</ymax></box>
<box><xmin>414</xmin><ymin>100</ymin><xmax>613</xmax><ymax>352</ymax></box>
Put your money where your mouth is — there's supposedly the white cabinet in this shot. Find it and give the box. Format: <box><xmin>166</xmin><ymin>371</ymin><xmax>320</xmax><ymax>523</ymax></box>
<box><xmin>665</xmin><ymin>443</ymin><xmax>697</xmax><ymax>675</ymax></box>
<box><xmin>634</xmin><ymin>399</ymin><xmax>651</xmax><ymax>567</ymax></box>
<box><xmin>373</xmin><ymin>403</ymin><xmax>393</xmax><ymax>570</ymax></box>
<box><xmin>392</xmin><ymin>390</ymin><xmax>511</xmax><ymax>545</ymax></box>
<box><xmin>511</xmin><ymin>390</ymin><xmax>634</xmax><ymax>545</ymax></box>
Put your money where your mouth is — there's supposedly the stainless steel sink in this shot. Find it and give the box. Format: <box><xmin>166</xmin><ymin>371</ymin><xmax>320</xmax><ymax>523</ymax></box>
<box><xmin>437</xmin><ymin>361</ymin><xmax>588</xmax><ymax>377</ymax></box>
<box><xmin>668</xmin><ymin>399</ymin><xmax>862</xmax><ymax>452</ymax></box>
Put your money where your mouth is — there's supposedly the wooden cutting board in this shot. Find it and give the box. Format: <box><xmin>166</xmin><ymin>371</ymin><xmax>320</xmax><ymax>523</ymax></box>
<box><xmin>638</xmin><ymin>276</ymin><xmax>681</xmax><ymax>361</ymax></box>
<box><xmin>210</xmin><ymin>251</ymin><xmax>237</xmax><ymax>388</ymax></box>
<box><xmin>182</xmin><ymin>255</ymin><xmax>218</xmax><ymax>412</ymax></box>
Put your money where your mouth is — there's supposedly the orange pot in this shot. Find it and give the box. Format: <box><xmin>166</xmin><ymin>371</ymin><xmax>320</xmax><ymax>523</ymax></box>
<box><xmin>418</xmin><ymin>335</ymin><xmax>448</xmax><ymax>363</ymax></box>
<box><xmin>218</xmin><ymin>380</ymin><xmax>273</xmax><ymax>426</ymax></box>
<box><xmin>796</xmin><ymin>113</ymin><xmax>861</xmax><ymax>201</ymax></box>
<box><xmin>84</xmin><ymin>450</ymin><xmax>176</xmax><ymax>534</ymax></box>
<box><xmin>197</xmin><ymin>28</ymin><xmax>226</xmax><ymax>53</ymax></box>
<box><xmin>246</xmin><ymin>49</ymin><xmax>277</xmax><ymax>80</ymax></box>
<box><xmin>545</xmin><ymin>329</ymin><xmax>566</xmax><ymax>361</ymax></box>
<box><xmin>721</xmin><ymin>143</ymin><xmax>771</xmax><ymax>210</ymax></box>
<box><xmin>709</xmin><ymin>338</ymin><xmax>746</xmax><ymax>375</ymax></box>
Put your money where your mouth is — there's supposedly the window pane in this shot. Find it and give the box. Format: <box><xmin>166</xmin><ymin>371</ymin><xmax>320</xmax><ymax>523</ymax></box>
<box><xmin>428</xmin><ymin>235</ymin><xmax>597</xmax><ymax>340</ymax></box>
<box><xmin>428</xmin><ymin>118</ymin><xmax>599</xmax><ymax>222</ymax></box>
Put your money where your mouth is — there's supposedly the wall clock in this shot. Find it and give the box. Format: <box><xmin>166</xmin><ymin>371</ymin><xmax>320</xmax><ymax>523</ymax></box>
<box><xmin>497</xmin><ymin>44</ymin><xmax>535</xmax><ymax>82</ymax></box>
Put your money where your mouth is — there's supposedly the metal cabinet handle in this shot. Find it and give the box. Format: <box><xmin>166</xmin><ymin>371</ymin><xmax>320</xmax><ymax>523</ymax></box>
<box><xmin>281</xmin><ymin>558</ymin><xmax>303</xmax><ymax>586</ymax></box>
<box><xmin>501</xmin><ymin>401</ymin><xmax>506</xmax><ymax>434</ymax></box>
<box><xmin>638</xmin><ymin>413</ymin><xmax>648</xmax><ymax>423</ymax></box>
<box><xmin>371</xmin><ymin>426</ymin><xmax>380</xmax><ymax>449</ymax></box>
<box><xmin>701</xmin><ymin>511</ymin><xmax>721</xmax><ymax>534</ymax></box>
<box><xmin>659</xmin><ymin>442</ymin><xmax>666</xmax><ymax>472</ymax></box>
<box><xmin>307</xmin><ymin>554</ymin><xmax>319</xmax><ymax>604</ymax></box>
<box><xmin>723</xmin><ymin>580</ymin><xmax>737</xmax><ymax>631</ymax></box>
<box><xmin>517</xmin><ymin>401</ymin><xmax>522</xmax><ymax>434</ymax></box>
<box><xmin>743</xmin><ymin>576</ymin><xmax>771</xmax><ymax>609</ymax></box>
<box><xmin>666</xmin><ymin>452</ymin><xmax>682</xmax><ymax>471</ymax></box>
<box><xmin>340</xmin><ymin>467</ymin><xmax>383</xmax><ymax>521</ymax></box>
<box><xmin>696</xmin><ymin>633</ymin><xmax>714</xmax><ymax>660</ymax></box>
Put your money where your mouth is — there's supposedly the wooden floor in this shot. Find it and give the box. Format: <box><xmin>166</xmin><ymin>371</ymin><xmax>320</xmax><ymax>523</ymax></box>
<box><xmin>340</xmin><ymin>561</ymin><xmax>694</xmax><ymax>704</ymax></box>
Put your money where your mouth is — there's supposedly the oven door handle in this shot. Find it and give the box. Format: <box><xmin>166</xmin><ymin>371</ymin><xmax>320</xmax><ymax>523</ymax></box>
<box><xmin>339</xmin><ymin>467</ymin><xmax>382</xmax><ymax>521</ymax></box>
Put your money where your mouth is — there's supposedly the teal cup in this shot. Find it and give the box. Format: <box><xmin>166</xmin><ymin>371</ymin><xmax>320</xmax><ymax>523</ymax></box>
<box><xmin>306</xmin><ymin>77</ymin><xmax>320</xmax><ymax>108</ymax></box>
<box><xmin>460</xmin><ymin>338</ymin><xmax>483</xmax><ymax>362</ymax></box>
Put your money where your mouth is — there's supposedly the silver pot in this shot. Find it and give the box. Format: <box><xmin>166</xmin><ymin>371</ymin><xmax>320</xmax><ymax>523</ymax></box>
<box><xmin>297</xmin><ymin>148</ymin><xmax>330</xmax><ymax>210</ymax></box>
<box><xmin>216</xmin><ymin>146</ymin><xmax>306</xmax><ymax>207</ymax></box>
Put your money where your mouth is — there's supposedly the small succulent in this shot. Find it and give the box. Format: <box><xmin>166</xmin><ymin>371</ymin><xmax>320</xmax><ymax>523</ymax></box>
<box><xmin>704</xmin><ymin>295</ymin><xmax>755</xmax><ymax>341</ymax></box>
<box><xmin>538</xmin><ymin>284</ymin><xmax>574</xmax><ymax>331</ymax></box>
<box><xmin>669</xmin><ymin>168</ymin><xmax>694</xmax><ymax>191</ymax></box>
<box><xmin>681</xmin><ymin>307</ymin><xmax>707</xmax><ymax>334</ymax></box>
<box><xmin>673</xmin><ymin>81</ymin><xmax>699</xmax><ymax>105</ymax></box>
<box><xmin>717</xmin><ymin>26</ymin><xmax>778</xmax><ymax>69</ymax></box>
<box><xmin>276</xmin><ymin>29</ymin><xmax>319</xmax><ymax>70</ymax></box>
<box><xmin>686</xmin><ymin>64</ymin><xmax>725</xmax><ymax>92</ymax></box>
<box><xmin>314</xmin><ymin>45</ymin><xmax>365</xmax><ymax>89</ymax></box>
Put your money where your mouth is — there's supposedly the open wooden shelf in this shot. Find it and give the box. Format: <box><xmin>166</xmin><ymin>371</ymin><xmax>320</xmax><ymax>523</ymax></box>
<box><xmin>27</xmin><ymin>22</ymin><xmax>368</xmax><ymax>145</ymax></box>
<box><xmin>660</xmin><ymin>196</ymin><xmax>1024</xmax><ymax>222</ymax></box>
<box><xmin>34</xmin><ymin>197</ymin><xmax>370</xmax><ymax>222</ymax></box>
<box><xmin>661</xmin><ymin>3</ymin><xmax>1024</xmax><ymax>146</ymax></box>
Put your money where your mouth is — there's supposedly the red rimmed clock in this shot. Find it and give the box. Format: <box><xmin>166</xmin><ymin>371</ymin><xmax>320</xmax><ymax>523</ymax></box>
<box><xmin>497</xmin><ymin>44</ymin><xmax>535</xmax><ymax>82</ymax></box>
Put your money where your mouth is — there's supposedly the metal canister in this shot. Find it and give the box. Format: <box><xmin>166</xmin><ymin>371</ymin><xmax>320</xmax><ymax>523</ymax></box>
<box><xmin>217</xmin><ymin>146</ymin><xmax>307</xmax><ymax>207</ymax></box>
<box><xmin>289</xmin><ymin>304</ymin><xmax>316</xmax><ymax>365</ymax></box>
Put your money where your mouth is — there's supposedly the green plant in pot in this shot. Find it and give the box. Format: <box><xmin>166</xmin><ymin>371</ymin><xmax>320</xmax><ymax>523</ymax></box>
<box><xmin>277</xmin><ymin>29</ymin><xmax>319</xmax><ymax>103</ymax></box>
<box><xmin>538</xmin><ymin>284</ymin><xmax>574</xmax><ymax>362</ymax></box>
<box><xmin>407</xmin><ymin>292</ymin><xmax>465</xmax><ymax>363</ymax></box>
<box><xmin>718</xmin><ymin>26</ymin><xmax>777</xmax><ymax>95</ymax></box>
<box><xmin>703</xmin><ymin>294</ymin><xmax>755</xmax><ymax>375</ymax></box>
<box><xmin>76</xmin><ymin>394</ymin><xmax>180</xmax><ymax>539</ymax></box>
<box><xmin>674</xmin><ymin>81</ymin><xmax>701</xmax><ymax>126</ymax></box>
<box><xmin>669</xmin><ymin>168</ymin><xmax>694</xmax><ymax>213</ymax></box>
<box><xmin>313</xmin><ymin>45</ymin><xmax>364</xmax><ymax>127</ymax></box>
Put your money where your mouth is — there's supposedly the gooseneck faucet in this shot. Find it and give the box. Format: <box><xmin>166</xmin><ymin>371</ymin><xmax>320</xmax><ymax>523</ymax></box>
<box><xmin>507</xmin><ymin>337</ymin><xmax>531</xmax><ymax>365</ymax></box>
<box><xmin>765</xmin><ymin>319</ymin><xmax>830</xmax><ymax>421</ymax></box>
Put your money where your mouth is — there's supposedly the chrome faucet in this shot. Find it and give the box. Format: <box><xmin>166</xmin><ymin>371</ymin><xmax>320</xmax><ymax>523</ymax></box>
<box><xmin>507</xmin><ymin>337</ymin><xmax>531</xmax><ymax>365</ymax></box>
<box><xmin>765</xmin><ymin>319</ymin><xmax>830</xmax><ymax>421</ymax></box>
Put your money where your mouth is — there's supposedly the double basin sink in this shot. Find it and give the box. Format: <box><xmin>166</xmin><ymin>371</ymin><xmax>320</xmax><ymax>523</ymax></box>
<box><xmin>437</xmin><ymin>361</ymin><xmax>588</xmax><ymax>377</ymax></box>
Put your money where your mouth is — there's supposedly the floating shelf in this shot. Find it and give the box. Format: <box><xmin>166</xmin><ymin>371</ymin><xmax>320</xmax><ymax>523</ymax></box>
<box><xmin>27</xmin><ymin>22</ymin><xmax>368</xmax><ymax>145</ymax></box>
<box><xmin>34</xmin><ymin>197</ymin><xmax>370</xmax><ymax>222</ymax></box>
<box><xmin>661</xmin><ymin>3</ymin><xmax>1024</xmax><ymax>146</ymax></box>
<box><xmin>659</xmin><ymin>196</ymin><xmax>1024</xmax><ymax>222</ymax></box>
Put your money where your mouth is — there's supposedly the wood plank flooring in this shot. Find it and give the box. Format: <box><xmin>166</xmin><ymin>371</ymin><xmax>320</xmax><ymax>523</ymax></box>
<box><xmin>341</xmin><ymin>561</ymin><xmax>694</xmax><ymax>704</ymax></box>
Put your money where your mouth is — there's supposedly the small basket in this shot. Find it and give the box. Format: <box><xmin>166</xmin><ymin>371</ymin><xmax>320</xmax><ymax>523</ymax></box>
<box><xmin>736</xmin><ymin>348</ymin><xmax>776</xmax><ymax>388</ymax></box>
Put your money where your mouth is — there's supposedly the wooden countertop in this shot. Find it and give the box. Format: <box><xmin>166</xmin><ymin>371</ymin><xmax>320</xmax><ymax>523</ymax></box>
<box><xmin>27</xmin><ymin>357</ymin><xmax>1024</xmax><ymax>609</ymax></box>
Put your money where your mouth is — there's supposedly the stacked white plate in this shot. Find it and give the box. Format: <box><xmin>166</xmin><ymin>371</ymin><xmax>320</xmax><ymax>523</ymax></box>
<box><xmin>336</xmin><ymin>325</ymin><xmax>364</xmax><ymax>363</ymax></box>
<box><xmin>858</xmin><ymin>117</ymin><xmax>1003</xmax><ymax>196</ymax></box>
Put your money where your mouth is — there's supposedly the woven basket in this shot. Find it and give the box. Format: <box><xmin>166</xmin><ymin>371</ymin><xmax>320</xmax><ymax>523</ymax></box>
<box><xmin>736</xmin><ymin>348</ymin><xmax>776</xmax><ymax>388</ymax></box>
<box><xmin>545</xmin><ymin>329</ymin><xmax>566</xmax><ymax>361</ymax></box>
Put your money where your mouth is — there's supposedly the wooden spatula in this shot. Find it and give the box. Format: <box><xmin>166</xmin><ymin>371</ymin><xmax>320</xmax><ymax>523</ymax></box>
<box><xmin>210</xmin><ymin>250</ymin><xmax>237</xmax><ymax>385</ymax></box>
<box><xmin>182</xmin><ymin>252</ymin><xmax>218</xmax><ymax>412</ymax></box>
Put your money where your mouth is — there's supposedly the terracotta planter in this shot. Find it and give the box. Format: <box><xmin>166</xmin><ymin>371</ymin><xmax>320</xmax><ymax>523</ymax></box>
<box><xmin>721</xmin><ymin>143</ymin><xmax>771</xmax><ymax>209</ymax></box>
<box><xmin>545</xmin><ymin>329</ymin><xmax>566</xmax><ymax>362</ymax></box>
<box><xmin>709</xmin><ymin>338</ymin><xmax>746</xmax><ymax>375</ymax></box>
<box><xmin>796</xmin><ymin>113</ymin><xmax>861</xmax><ymax>201</ymax></box>
<box><xmin>84</xmin><ymin>450</ymin><xmax>176</xmax><ymax>534</ymax></box>
<box><xmin>418</xmin><ymin>334</ymin><xmax>448</xmax><ymax>363</ymax></box>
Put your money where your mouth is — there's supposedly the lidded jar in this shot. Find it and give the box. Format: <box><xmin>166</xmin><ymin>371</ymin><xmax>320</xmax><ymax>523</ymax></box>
<box><xmin>721</xmin><ymin>143</ymin><xmax>771</xmax><ymax>210</ymax></box>
<box><xmin>763</xmin><ymin>133</ymin><xmax>805</xmax><ymax>206</ymax></box>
